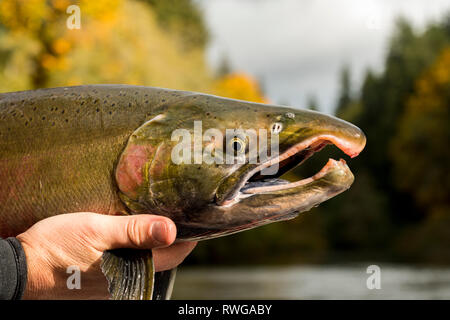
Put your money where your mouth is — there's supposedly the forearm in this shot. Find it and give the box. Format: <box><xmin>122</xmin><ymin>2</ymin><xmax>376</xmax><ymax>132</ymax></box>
<box><xmin>0</xmin><ymin>237</ymin><xmax>27</xmax><ymax>300</ymax></box>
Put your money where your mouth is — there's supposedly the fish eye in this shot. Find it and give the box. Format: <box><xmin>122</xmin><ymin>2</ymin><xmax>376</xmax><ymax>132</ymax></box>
<box><xmin>271</xmin><ymin>122</ymin><xmax>283</xmax><ymax>134</ymax></box>
<box><xmin>230</xmin><ymin>137</ymin><xmax>245</xmax><ymax>154</ymax></box>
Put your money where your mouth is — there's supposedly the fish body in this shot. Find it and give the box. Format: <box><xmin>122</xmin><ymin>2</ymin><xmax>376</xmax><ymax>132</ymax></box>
<box><xmin>0</xmin><ymin>85</ymin><xmax>188</xmax><ymax>236</ymax></box>
<box><xmin>0</xmin><ymin>85</ymin><xmax>366</xmax><ymax>299</ymax></box>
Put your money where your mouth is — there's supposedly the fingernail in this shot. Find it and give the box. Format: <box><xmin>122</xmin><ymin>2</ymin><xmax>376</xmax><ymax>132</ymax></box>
<box><xmin>151</xmin><ymin>221</ymin><xmax>167</xmax><ymax>244</ymax></box>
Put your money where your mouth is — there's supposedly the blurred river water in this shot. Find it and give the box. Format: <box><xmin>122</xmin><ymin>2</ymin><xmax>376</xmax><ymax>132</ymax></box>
<box><xmin>172</xmin><ymin>265</ymin><xmax>450</xmax><ymax>299</ymax></box>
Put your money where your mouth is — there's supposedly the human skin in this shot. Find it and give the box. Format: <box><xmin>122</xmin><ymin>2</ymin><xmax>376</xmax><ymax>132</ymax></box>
<box><xmin>16</xmin><ymin>212</ymin><xmax>197</xmax><ymax>300</ymax></box>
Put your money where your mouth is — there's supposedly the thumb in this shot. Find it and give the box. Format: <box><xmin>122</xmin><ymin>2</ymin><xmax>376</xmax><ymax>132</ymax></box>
<box><xmin>87</xmin><ymin>214</ymin><xmax>177</xmax><ymax>252</ymax></box>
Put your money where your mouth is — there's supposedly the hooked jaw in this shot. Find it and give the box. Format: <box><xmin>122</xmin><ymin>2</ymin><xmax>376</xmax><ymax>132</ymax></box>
<box><xmin>173</xmin><ymin>107</ymin><xmax>366</xmax><ymax>241</ymax></box>
<box><xmin>216</xmin><ymin>128</ymin><xmax>366</xmax><ymax>207</ymax></box>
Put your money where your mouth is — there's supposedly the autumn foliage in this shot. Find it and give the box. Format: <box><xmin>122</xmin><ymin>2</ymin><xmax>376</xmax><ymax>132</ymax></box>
<box><xmin>213</xmin><ymin>72</ymin><xmax>268</xmax><ymax>103</ymax></box>
<box><xmin>392</xmin><ymin>48</ymin><xmax>450</xmax><ymax>215</ymax></box>
<box><xmin>0</xmin><ymin>0</ymin><xmax>266</xmax><ymax>104</ymax></box>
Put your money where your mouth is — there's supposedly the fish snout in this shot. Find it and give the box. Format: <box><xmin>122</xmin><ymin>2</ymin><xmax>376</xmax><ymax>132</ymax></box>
<box><xmin>288</xmin><ymin>110</ymin><xmax>366</xmax><ymax>158</ymax></box>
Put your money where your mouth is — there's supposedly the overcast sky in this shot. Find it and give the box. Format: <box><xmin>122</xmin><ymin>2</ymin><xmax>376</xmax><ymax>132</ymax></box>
<box><xmin>197</xmin><ymin>0</ymin><xmax>450</xmax><ymax>114</ymax></box>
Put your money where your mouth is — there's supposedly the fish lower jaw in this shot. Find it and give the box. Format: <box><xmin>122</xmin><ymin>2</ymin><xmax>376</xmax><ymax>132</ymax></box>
<box><xmin>218</xmin><ymin>158</ymin><xmax>351</xmax><ymax>207</ymax></box>
<box><xmin>241</xmin><ymin>158</ymin><xmax>348</xmax><ymax>194</ymax></box>
<box><xmin>216</xmin><ymin>192</ymin><xmax>253</xmax><ymax>208</ymax></box>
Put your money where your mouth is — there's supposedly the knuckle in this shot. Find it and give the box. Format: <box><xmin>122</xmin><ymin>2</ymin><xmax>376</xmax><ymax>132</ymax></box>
<box><xmin>126</xmin><ymin>216</ymin><xmax>145</xmax><ymax>248</ymax></box>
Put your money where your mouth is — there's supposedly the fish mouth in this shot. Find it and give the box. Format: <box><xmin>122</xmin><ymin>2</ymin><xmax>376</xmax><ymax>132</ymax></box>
<box><xmin>217</xmin><ymin>133</ymin><xmax>366</xmax><ymax>207</ymax></box>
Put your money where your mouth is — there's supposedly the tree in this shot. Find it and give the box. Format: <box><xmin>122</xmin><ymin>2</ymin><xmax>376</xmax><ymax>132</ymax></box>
<box><xmin>330</xmin><ymin>15</ymin><xmax>450</xmax><ymax>262</ymax></box>
<box><xmin>142</xmin><ymin>0</ymin><xmax>209</xmax><ymax>50</ymax></box>
<box><xmin>391</xmin><ymin>47</ymin><xmax>450</xmax><ymax>214</ymax></box>
<box><xmin>335</xmin><ymin>65</ymin><xmax>352</xmax><ymax>115</ymax></box>
<box><xmin>349</xmin><ymin>17</ymin><xmax>450</xmax><ymax>225</ymax></box>
<box><xmin>306</xmin><ymin>94</ymin><xmax>319</xmax><ymax>111</ymax></box>
<box><xmin>217</xmin><ymin>54</ymin><xmax>232</xmax><ymax>78</ymax></box>
<box><xmin>0</xmin><ymin>0</ymin><xmax>213</xmax><ymax>93</ymax></box>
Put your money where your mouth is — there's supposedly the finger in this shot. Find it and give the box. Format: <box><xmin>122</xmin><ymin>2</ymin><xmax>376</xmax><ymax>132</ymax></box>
<box><xmin>153</xmin><ymin>241</ymin><xmax>197</xmax><ymax>271</ymax></box>
<box><xmin>88</xmin><ymin>214</ymin><xmax>177</xmax><ymax>251</ymax></box>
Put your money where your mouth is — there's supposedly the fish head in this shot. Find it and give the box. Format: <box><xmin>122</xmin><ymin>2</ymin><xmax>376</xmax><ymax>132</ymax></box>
<box><xmin>115</xmin><ymin>94</ymin><xmax>366</xmax><ymax>240</ymax></box>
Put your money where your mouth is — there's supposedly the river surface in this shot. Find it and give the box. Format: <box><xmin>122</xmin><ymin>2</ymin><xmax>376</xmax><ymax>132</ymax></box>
<box><xmin>172</xmin><ymin>265</ymin><xmax>450</xmax><ymax>299</ymax></box>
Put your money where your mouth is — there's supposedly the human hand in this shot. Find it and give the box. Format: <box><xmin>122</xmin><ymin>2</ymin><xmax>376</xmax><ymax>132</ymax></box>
<box><xmin>16</xmin><ymin>212</ymin><xmax>196</xmax><ymax>299</ymax></box>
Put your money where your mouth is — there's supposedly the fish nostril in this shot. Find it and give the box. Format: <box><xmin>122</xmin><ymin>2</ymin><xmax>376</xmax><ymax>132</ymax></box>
<box><xmin>271</xmin><ymin>122</ymin><xmax>283</xmax><ymax>134</ymax></box>
<box><xmin>285</xmin><ymin>112</ymin><xmax>295</xmax><ymax>119</ymax></box>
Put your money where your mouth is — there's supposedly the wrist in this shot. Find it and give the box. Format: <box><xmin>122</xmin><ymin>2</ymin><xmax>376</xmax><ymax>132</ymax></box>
<box><xmin>16</xmin><ymin>235</ymin><xmax>53</xmax><ymax>299</ymax></box>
